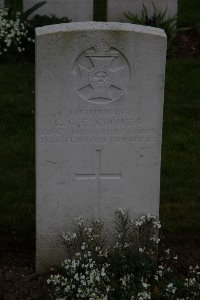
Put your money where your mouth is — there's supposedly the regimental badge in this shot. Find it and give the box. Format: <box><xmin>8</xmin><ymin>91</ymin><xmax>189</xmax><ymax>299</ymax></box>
<box><xmin>72</xmin><ymin>41</ymin><xmax>130</xmax><ymax>104</ymax></box>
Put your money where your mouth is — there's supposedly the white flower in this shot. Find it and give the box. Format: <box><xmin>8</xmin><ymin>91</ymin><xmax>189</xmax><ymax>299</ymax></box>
<box><xmin>135</xmin><ymin>221</ymin><xmax>143</xmax><ymax>226</ymax></box>
<box><xmin>184</xmin><ymin>277</ymin><xmax>196</xmax><ymax>287</ymax></box>
<box><xmin>137</xmin><ymin>291</ymin><xmax>151</xmax><ymax>300</ymax></box>
<box><xmin>150</xmin><ymin>235</ymin><xmax>160</xmax><ymax>244</ymax></box>
<box><xmin>116</xmin><ymin>208</ymin><xmax>126</xmax><ymax>216</ymax></box>
<box><xmin>166</xmin><ymin>283</ymin><xmax>177</xmax><ymax>295</ymax></box>
<box><xmin>81</xmin><ymin>242</ymin><xmax>86</xmax><ymax>250</ymax></box>
<box><xmin>142</xmin><ymin>282</ymin><xmax>149</xmax><ymax>289</ymax></box>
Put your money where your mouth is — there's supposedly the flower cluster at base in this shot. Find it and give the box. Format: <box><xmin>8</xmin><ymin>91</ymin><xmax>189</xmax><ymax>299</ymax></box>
<box><xmin>47</xmin><ymin>210</ymin><xmax>200</xmax><ymax>300</ymax></box>
<box><xmin>0</xmin><ymin>8</ymin><xmax>34</xmax><ymax>56</ymax></box>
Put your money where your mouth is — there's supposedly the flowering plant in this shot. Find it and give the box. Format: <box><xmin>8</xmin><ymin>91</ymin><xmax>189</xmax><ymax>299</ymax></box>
<box><xmin>48</xmin><ymin>210</ymin><xmax>200</xmax><ymax>299</ymax></box>
<box><xmin>0</xmin><ymin>8</ymin><xmax>34</xmax><ymax>56</ymax></box>
<box><xmin>0</xmin><ymin>1</ymin><xmax>46</xmax><ymax>57</ymax></box>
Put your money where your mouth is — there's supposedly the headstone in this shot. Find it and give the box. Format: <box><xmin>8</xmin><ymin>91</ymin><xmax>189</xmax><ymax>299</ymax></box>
<box><xmin>0</xmin><ymin>0</ymin><xmax>4</xmax><ymax>8</ymax></box>
<box><xmin>107</xmin><ymin>0</ymin><xmax>177</xmax><ymax>22</ymax></box>
<box><xmin>36</xmin><ymin>22</ymin><xmax>167</xmax><ymax>271</ymax></box>
<box><xmin>23</xmin><ymin>0</ymin><xmax>93</xmax><ymax>21</ymax></box>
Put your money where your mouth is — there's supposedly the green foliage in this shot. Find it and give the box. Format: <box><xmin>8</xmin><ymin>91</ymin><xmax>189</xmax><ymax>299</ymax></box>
<box><xmin>5</xmin><ymin>0</ymin><xmax>46</xmax><ymax>21</ymax></box>
<box><xmin>5</xmin><ymin>0</ymin><xmax>22</xmax><ymax>11</ymax></box>
<box><xmin>124</xmin><ymin>2</ymin><xmax>177</xmax><ymax>49</ymax></box>
<box><xmin>23</xmin><ymin>1</ymin><xmax>46</xmax><ymax>20</ymax></box>
<box><xmin>28</xmin><ymin>13</ymin><xmax>71</xmax><ymax>28</ymax></box>
<box><xmin>5</xmin><ymin>0</ymin><xmax>18</xmax><ymax>20</ymax></box>
<box><xmin>48</xmin><ymin>211</ymin><xmax>200</xmax><ymax>299</ymax></box>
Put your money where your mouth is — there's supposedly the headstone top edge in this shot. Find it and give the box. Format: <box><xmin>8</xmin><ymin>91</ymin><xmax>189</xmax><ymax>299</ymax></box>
<box><xmin>35</xmin><ymin>22</ymin><xmax>166</xmax><ymax>39</ymax></box>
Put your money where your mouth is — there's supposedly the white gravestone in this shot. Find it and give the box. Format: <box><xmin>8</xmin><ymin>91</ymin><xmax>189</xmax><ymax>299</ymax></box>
<box><xmin>36</xmin><ymin>22</ymin><xmax>167</xmax><ymax>271</ymax></box>
<box><xmin>23</xmin><ymin>0</ymin><xmax>93</xmax><ymax>21</ymax></box>
<box><xmin>0</xmin><ymin>0</ymin><xmax>4</xmax><ymax>8</ymax></box>
<box><xmin>107</xmin><ymin>0</ymin><xmax>177</xmax><ymax>22</ymax></box>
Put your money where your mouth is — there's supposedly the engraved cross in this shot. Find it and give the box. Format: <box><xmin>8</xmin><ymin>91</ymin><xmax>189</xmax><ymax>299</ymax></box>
<box><xmin>75</xmin><ymin>150</ymin><xmax>121</xmax><ymax>203</ymax></box>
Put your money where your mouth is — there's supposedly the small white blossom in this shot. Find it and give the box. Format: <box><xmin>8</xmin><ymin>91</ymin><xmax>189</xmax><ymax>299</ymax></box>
<box><xmin>139</xmin><ymin>247</ymin><xmax>145</xmax><ymax>253</ymax></box>
<box><xmin>166</xmin><ymin>283</ymin><xmax>177</xmax><ymax>295</ymax></box>
<box><xmin>0</xmin><ymin>8</ymin><xmax>34</xmax><ymax>56</ymax></box>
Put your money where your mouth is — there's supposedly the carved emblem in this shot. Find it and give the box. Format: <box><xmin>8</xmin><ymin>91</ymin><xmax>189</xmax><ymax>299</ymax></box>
<box><xmin>72</xmin><ymin>42</ymin><xmax>130</xmax><ymax>104</ymax></box>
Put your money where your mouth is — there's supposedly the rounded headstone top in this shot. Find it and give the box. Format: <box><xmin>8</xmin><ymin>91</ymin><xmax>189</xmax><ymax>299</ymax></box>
<box><xmin>35</xmin><ymin>22</ymin><xmax>166</xmax><ymax>39</ymax></box>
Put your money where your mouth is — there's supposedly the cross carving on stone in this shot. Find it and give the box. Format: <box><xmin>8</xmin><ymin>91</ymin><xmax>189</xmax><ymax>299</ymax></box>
<box><xmin>75</xmin><ymin>150</ymin><xmax>121</xmax><ymax>203</ymax></box>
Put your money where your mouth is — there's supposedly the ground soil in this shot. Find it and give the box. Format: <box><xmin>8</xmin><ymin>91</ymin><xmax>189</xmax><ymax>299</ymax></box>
<box><xmin>169</xmin><ymin>28</ymin><xmax>200</xmax><ymax>59</ymax></box>
<box><xmin>0</xmin><ymin>29</ymin><xmax>199</xmax><ymax>300</ymax></box>
<box><xmin>0</xmin><ymin>236</ymin><xmax>52</xmax><ymax>300</ymax></box>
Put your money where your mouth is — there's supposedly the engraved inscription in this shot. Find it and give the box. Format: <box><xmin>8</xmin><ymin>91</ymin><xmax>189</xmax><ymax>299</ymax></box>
<box><xmin>72</xmin><ymin>42</ymin><xmax>130</xmax><ymax>104</ymax></box>
<box><xmin>75</xmin><ymin>150</ymin><xmax>121</xmax><ymax>204</ymax></box>
<box><xmin>40</xmin><ymin>109</ymin><xmax>157</xmax><ymax>144</ymax></box>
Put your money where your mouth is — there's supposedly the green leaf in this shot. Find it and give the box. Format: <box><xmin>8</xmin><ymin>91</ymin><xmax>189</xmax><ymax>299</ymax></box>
<box><xmin>23</xmin><ymin>1</ymin><xmax>46</xmax><ymax>20</ymax></box>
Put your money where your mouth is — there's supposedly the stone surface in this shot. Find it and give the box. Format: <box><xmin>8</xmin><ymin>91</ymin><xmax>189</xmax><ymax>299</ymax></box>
<box><xmin>0</xmin><ymin>0</ymin><xmax>4</xmax><ymax>8</ymax></box>
<box><xmin>107</xmin><ymin>0</ymin><xmax>177</xmax><ymax>22</ymax></box>
<box><xmin>23</xmin><ymin>0</ymin><xmax>93</xmax><ymax>21</ymax></box>
<box><xmin>36</xmin><ymin>22</ymin><xmax>167</xmax><ymax>271</ymax></box>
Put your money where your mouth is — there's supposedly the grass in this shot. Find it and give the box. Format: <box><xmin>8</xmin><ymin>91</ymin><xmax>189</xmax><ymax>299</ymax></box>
<box><xmin>0</xmin><ymin>62</ymin><xmax>35</xmax><ymax>235</ymax></box>
<box><xmin>0</xmin><ymin>1</ymin><xmax>200</xmax><ymax>235</ymax></box>
<box><xmin>160</xmin><ymin>59</ymin><xmax>200</xmax><ymax>233</ymax></box>
<box><xmin>178</xmin><ymin>0</ymin><xmax>200</xmax><ymax>27</ymax></box>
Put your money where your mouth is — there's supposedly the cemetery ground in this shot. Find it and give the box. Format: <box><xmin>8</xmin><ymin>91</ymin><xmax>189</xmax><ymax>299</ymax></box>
<box><xmin>0</xmin><ymin>2</ymin><xmax>200</xmax><ymax>300</ymax></box>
